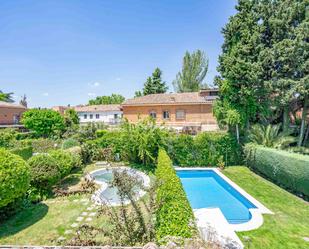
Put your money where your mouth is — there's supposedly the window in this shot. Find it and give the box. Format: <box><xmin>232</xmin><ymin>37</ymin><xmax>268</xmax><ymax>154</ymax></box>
<box><xmin>96</xmin><ymin>114</ymin><xmax>100</xmax><ymax>119</ymax></box>
<box><xmin>149</xmin><ymin>110</ymin><xmax>157</xmax><ymax>119</ymax></box>
<box><xmin>84</xmin><ymin>114</ymin><xmax>87</xmax><ymax>119</ymax></box>
<box><xmin>163</xmin><ymin>110</ymin><xmax>170</xmax><ymax>120</ymax></box>
<box><xmin>89</xmin><ymin>114</ymin><xmax>93</xmax><ymax>119</ymax></box>
<box><xmin>176</xmin><ymin>110</ymin><xmax>185</xmax><ymax>120</ymax></box>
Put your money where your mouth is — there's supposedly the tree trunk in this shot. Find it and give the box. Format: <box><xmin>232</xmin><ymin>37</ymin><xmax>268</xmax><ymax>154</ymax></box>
<box><xmin>298</xmin><ymin>98</ymin><xmax>308</xmax><ymax>146</ymax></box>
<box><xmin>304</xmin><ymin>123</ymin><xmax>309</xmax><ymax>146</ymax></box>
<box><xmin>283</xmin><ymin>105</ymin><xmax>290</xmax><ymax>133</ymax></box>
<box><xmin>236</xmin><ymin>124</ymin><xmax>240</xmax><ymax>144</ymax></box>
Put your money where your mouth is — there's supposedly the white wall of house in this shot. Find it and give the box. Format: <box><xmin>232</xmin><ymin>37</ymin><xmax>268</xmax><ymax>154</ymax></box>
<box><xmin>77</xmin><ymin>111</ymin><xmax>123</xmax><ymax>124</ymax></box>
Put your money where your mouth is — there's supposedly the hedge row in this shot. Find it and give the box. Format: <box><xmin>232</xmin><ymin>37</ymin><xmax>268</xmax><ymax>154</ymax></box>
<box><xmin>169</xmin><ymin>132</ymin><xmax>242</xmax><ymax>167</ymax></box>
<box><xmin>244</xmin><ymin>143</ymin><xmax>309</xmax><ymax>198</ymax></box>
<box><xmin>155</xmin><ymin>149</ymin><xmax>196</xmax><ymax>242</ymax></box>
<box><xmin>0</xmin><ymin>149</ymin><xmax>30</xmax><ymax>208</ymax></box>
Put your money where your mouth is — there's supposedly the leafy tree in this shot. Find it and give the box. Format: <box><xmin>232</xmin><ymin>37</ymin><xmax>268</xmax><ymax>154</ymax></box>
<box><xmin>142</xmin><ymin>68</ymin><xmax>168</xmax><ymax>95</ymax></box>
<box><xmin>173</xmin><ymin>50</ymin><xmax>208</xmax><ymax>92</ymax></box>
<box><xmin>0</xmin><ymin>90</ymin><xmax>14</xmax><ymax>102</ymax></box>
<box><xmin>88</xmin><ymin>94</ymin><xmax>125</xmax><ymax>105</ymax></box>
<box><xmin>64</xmin><ymin>108</ymin><xmax>79</xmax><ymax>127</ymax></box>
<box><xmin>21</xmin><ymin>109</ymin><xmax>65</xmax><ymax>137</ymax></box>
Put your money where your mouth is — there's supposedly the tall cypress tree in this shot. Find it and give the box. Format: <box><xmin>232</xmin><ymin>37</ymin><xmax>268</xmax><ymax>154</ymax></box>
<box><xmin>142</xmin><ymin>68</ymin><xmax>168</xmax><ymax>96</ymax></box>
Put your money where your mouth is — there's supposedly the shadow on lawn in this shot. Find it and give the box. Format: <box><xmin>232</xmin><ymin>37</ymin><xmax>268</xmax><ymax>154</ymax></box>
<box><xmin>0</xmin><ymin>203</ymin><xmax>48</xmax><ymax>238</ymax></box>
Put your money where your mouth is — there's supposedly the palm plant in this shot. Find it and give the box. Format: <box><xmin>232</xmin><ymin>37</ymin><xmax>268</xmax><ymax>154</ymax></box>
<box><xmin>248</xmin><ymin>124</ymin><xmax>296</xmax><ymax>149</ymax></box>
<box><xmin>0</xmin><ymin>90</ymin><xmax>14</xmax><ymax>102</ymax></box>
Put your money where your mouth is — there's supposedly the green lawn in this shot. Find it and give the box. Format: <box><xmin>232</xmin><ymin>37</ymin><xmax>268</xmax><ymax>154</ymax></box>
<box><xmin>223</xmin><ymin>166</ymin><xmax>309</xmax><ymax>249</ymax></box>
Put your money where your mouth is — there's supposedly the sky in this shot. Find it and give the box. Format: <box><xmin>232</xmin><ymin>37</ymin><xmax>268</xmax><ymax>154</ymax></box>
<box><xmin>0</xmin><ymin>0</ymin><xmax>236</xmax><ymax>108</ymax></box>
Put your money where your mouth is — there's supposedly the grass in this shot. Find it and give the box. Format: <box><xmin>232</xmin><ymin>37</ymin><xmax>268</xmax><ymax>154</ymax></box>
<box><xmin>223</xmin><ymin>166</ymin><xmax>309</xmax><ymax>249</ymax></box>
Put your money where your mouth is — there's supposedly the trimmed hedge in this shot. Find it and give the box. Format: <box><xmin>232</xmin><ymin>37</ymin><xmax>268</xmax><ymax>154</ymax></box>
<box><xmin>28</xmin><ymin>154</ymin><xmax>61</xmax><ymax>192</ymax></box>
<box><xmin>10</xmin><ymin>146</ymin><xmax>33</xmax><ymax>160</ymax></box>
<box><xmin>155</xmin><ymin>149</ymin><xmax>196</xmax><ymax>242</ymax></box>
<box><xmin>49</xmin><ymin>150</ymin><xmax>74</xmax><ymax>176</ymax></box>
<box><xmin>0</xmin><ymin>148</ymin><xmax>30</xmax><ymax>208</ymax></box>
<box><xmin>244</xmin><ymin>143</ymin><xmax>309</xmax><ymax>197</ymax></box>
<box><xmin>170</xmin><ymin>131</ymin><xmax>242</xmax><ymax>167</ymax></box>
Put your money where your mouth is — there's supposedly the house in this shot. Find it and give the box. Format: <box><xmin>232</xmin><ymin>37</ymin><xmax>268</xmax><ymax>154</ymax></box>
<box><xmin>73</xmin><ymin>104</ymin><xmax>123</xmax><ymax>124</ymax></box>
<box><xmin>122</xmin><ymin>89</ymin><xmax>219</xmax><ymax>132</ymax></box>
<box><xmin>0</xmin><ymin>101</ymin><xmax>27</xmax><ymax>125</ymax></box>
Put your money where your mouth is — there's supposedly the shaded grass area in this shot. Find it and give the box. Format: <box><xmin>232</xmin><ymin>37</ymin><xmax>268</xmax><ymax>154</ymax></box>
<box><xmin>223</xmin><ymin>166</ymin><xmax>309</xmax><ymax>249</ymax></box>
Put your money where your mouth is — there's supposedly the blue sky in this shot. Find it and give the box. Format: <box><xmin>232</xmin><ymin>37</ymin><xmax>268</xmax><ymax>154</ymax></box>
<box><xmin>0</xmin><ymin>0</ymin><xmax>236</xmax><ymax>108</ymax></box>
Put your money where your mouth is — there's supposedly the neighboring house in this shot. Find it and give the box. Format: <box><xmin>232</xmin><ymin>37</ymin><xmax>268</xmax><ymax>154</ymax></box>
<box><xmin>74</xmin><ymin>104</ymin><xmax>123</xmax><ymax>124</ymax></box>
<box><xmin>122</xmin><ymin>89</ymin><xmax>219</xmax><ymax>132</ymax></box>
<box><xmin>0</xmin><ymin>101</ymin><xmax>27</xmax><ymax>125</ymax></box>
<box><xmin>51</xmin><ymin>106</ymin><xmax>68</xmax><ymax>115</ymax></box>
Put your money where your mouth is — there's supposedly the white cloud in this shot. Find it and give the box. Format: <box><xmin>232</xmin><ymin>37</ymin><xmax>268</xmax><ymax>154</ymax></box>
<box><xmin>89</xmin><ymin>82</ymin><xmax>100</xmax><ymax>87</ymax></box>
<box><xmin>115</xmin><ymin>78</ymin><xmax>121</xmax><ymax>81</ymax></box>
<box><xmin>42</xmin><ymin>92</ymin><xmax>49</xmax><ymax>96</ymax></box>
<box><xmin>87</xmin><ymin>92</ymin><xmax>96</xmax><ymax>97</ymax></box>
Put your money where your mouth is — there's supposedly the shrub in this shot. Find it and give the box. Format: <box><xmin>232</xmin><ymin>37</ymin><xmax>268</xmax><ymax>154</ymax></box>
<box><xmin>0</xmin><ymin>148</ymin><xmax>30</xmax><ymax>208</ymax></box>
<box><xmin>169</xmin><ymin>132</ymin><xmax>242</xmax><ymax>167</ymax></box>
<box><xmin>96</xmin><ymin>129</ymin><xmax>109</xmax><ymax>138</ymax></box>
<box><xmin>61</xmin><ymin>138</ymin><xmax>80</xmax><ymax>150</ymax></box>
<box><xmin>28</xmin><ymin>154</ymin><xmax>61</xmax><ymax>192</ymax></box>
<box><xmin>0</xmin><ymin>128</ymin><xmax>17</xmax><ymax>147</ymax></box>
<box><xmin>244</xmin><ymin>143</ymin><xmax>309</xmax><ymax>198</ymax></box>
<box><xmin>49</xmin><ymin>150</ymin><xmax>74</xmax><ymax>177</ymax></box>
<box><xmin>155</xmin><ymin>149</ymin><xmax>196</xmax><ymax>242</ymax></box>
<box><xmin>9</xmin><ymin>146</ymin><xmax>33</xmax><ymax>160</ymax></box>
<box><xmin>65</xmin><ymin>146</ymin><xmax>82</xmax><ymax>168</ymax></box>
<box><xmin>29</xmin><ymin>138</ymin><xmax>59</xmax><ymax>153</ymax></box>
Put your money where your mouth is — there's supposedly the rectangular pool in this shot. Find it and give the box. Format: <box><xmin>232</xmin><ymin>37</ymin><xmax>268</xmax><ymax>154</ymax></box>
<box><xmin>176</xmin><ymin>169</ymin><xmax>257</xmax><ymax>224</ymax></box>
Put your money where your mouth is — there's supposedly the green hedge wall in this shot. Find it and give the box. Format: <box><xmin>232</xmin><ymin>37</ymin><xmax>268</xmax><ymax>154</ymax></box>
<box><xmin>10</xmin><ymin>146</ymin><xmax>33</xmax><ymax>160</ymax></box>
<box><xmin>155</xmin><ymin>149</ymin><xmax>196</xmax><ymax>242</ymax></box>
<box><xmin>244</xmin><ymin>143</ymin><xmax>309</xmax><ymax>198</ymax></box>
<box><xmin>0</xmin><ymin>148</ymin><xmax>30</xmax><ymax>208</ymax></box>
<box><xmin>169</xmin><ymin>132</ymin><xmax>242</xmax><ymax>167</ymax></box>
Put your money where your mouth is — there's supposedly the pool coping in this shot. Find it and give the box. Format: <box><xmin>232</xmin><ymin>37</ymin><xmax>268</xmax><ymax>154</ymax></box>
<box><xmin>174</xmin><ymin>167</ymin><xmax>273</xmax><ymax>232</ymax></box>
<box><xmin>89</xmin><ymin>166</ymin><xmax>151</xmax><ymax>206</ymax></box>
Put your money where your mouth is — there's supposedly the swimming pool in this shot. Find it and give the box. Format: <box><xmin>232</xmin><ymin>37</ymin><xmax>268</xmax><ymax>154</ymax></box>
<box><xmin>176</xmin><ymin>169</ymin><xmax>257</xmax><ymax>224</ymax></box>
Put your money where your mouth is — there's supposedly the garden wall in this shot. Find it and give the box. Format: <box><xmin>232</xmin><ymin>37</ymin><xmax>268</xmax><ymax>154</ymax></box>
<box><xmin>244</xmin><ymin>144</ymin><xmax>309</xmax><ymax>198</ymax></box>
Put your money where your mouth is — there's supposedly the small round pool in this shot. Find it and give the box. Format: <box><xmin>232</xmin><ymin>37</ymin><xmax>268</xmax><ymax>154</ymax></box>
<box><xmin>90</xmin><ymin>167</ymin><xmax>150</xmax><ymax>206</ymax></box>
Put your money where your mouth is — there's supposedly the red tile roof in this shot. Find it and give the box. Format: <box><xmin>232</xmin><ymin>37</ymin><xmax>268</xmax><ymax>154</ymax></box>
<box><xmin>73</xmin><ymin>104</ymin><xmax>121</xmax><ymax>112</ymax></box>
<box><xmin>0</xmin><ymin>101</ymin><xmax>27</xmax><ymax>109</ymax></box>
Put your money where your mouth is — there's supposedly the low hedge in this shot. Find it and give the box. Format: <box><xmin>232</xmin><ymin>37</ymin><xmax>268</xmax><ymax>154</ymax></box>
<box><xmin>28</xmin><ymin>154</ymin><xmax>61</xmax><ymax>192</ymax></box>
<box><xmin>155</xmin><ymin>149</ymin><xmax>196</xmax><ymax>242</ymax></box>
<box><xmin>10</xmin><ymin>146</ymin><xmax>33</xmax><ymax>160</ymax></box>
<box><xmin>169</xmin><ymin>131</ymin><xmax>242</xmax><ymax>167</ymax></box>
<box><xmin>0</xmin><ymin>148</ymin><xmax>30</xmax><ymax>208</ymax></box>
<box><xmin>61</xmin><ymin>138</ymin><xmax>80</xmax><ymax>150</ymax></box>
<box><xmin>244</xmin><ymin>143</ymin><xmax>309</xmax><ymax>198</ymax></box>
<box><xmin>49</xmin><ymin>150</ymin><xmax>74</xmax><ymax>177</ymax></box>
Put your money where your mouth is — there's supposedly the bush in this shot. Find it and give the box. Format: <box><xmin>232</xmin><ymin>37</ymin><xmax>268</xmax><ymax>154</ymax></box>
<box><xmin>29</xmin><ymin>138</ymin><xmax>59</xmax><ymax>153</ymax></box>
<box><xmin>155</xmin><ymin>149</ymin><xmax>196</xmax><ymax>242</ymax></box>
<box><xmin>61</xmin><ymin>138</ymin><xmax>80</xmax><ymax>150</ymax></box>
<box><xmin>0</xmin><ymin>149</ymin><xmax>30</xmax><ymax>208</ymax></box>
<box><xmin>244</xmin><ymin>143</ymin><xmax>309</xmax><ymax>198</ymax></box>
<box><xmin>170</xmin><ymin>132</ymin><xmax>242</xmax><ymax>167</ymax></box>
<box><xmin>28</xmin><ymin>154</ymin><xmax>61</xmax><ymax>192</ymax></box>
<box><xmin>22</xmin><ymin>109</ymin><xmax>65</xmax><ymax>137</ymax></box>
<box><xmin>49</xmin><ymin>150</ymin><xmax>74</xmax><ymax>177</ymax></box>
<box><xmin>96</xmin><ymin>129</ymin><xmax>109</xmax><ymax>138</ymax></box>
<box><xmin>65</xmin><ymin>146</ymin><xmax>82</xmax><ymax>168</ymax></box>
<box><xmin>9</xmin><ymin>146</ymin><xmax>33</xmax><ymax>160</ymax></box>
<box><xmin>0</xmin><ymin>128</ymin><xmax>17</xmax><ymax>147</ymax></box>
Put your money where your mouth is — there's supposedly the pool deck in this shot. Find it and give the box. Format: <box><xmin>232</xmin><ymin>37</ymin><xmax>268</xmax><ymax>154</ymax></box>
<box><xmin>175</xmin><ymin>167</ymin><xmax>273</xmax><ymax>248</ymax></box>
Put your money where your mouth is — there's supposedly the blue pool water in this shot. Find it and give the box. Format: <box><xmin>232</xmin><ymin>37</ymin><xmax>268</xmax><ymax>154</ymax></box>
<box><xmin>176</xmin><ymin>170</ymin><xmax>256</xmax><ymax>224</ymax></box>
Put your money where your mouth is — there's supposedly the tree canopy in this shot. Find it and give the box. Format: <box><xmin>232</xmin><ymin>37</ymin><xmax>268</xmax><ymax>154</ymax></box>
<box><xmin>0</xmin><ymin>90</ymin><xmax>14</xmax><ymax>103</ymax></box>
<box><xmin>88</xmin><ymin>94</ymin><xmax>125</xmax><ymax>105</ymax></box>
<box><xmin>173</xmin><ymin>50</ymin><xmax>209</xmax><ymax>92</ymax></box>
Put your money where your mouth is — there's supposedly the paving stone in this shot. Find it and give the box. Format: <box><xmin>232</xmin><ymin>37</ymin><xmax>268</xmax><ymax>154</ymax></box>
<box><xmin>76</xmin><ymin>216</ymin><xmax>84</xmax><ymax>222</ymax></box>
<box><xmin>57</xmin><ymin>236</ymin><xmax>66</xmax><ymax>241</ymax></box>
<box><xmin>64</xmin><ymin>230</ymin><xmax>73</xmax><ymax>235</ymax></box>
<box><xmin>81</xmin><ymin>211</ymin><xmax>88</xmax><ymax>216</ymax></box>
<box><xmin>303</xmin><ymin>237</ymin><xmax>309</xmax><ymax>242</ymax></box>
<box><xmin>89</xmin><ymin>212</ymin><xmax>96</xmax><ymax>217</ymax></box>
<box><xmin>73</xmin><ymin>199</ymin><xmax>78</xmax><ymax>203</ymax></box>
<box><xmin>86</xmin><ymin>207</ymin><xmax>93</xmax><ymax>211</ymax></box>
<box><xmin>85</xmin><ymin>217</ymin><xmax>93</xmax><ymax>222</ymax></box>
<box><xmin>70</xmin><ymin>223</ymin><xmax>79</xmax><ymax>228</ymax></box>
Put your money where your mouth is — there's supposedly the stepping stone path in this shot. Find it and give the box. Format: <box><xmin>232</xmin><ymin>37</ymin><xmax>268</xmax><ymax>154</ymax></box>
<box><xmin>64</xmin><ymin>230</ymin><xmax>73</xmax><ymax>234</ymax></box>
<box><xmin>76</xmin><ymin>216</ymin><xmax>84</xmax><ymax>222</ymax></box>
<box><xmin>85</xmin><ymin>217</ymin><xmax>92</xmax><ymax>222</ymax></box>
<box><xmin>89</xmin><ymin>212</ymin><xmax>97</xmax><ymax>217</ymax></box>
<box><xmin>81</xmin><ymin>212</ymin><xmax>88</xmax><ymax>216</ymax></box>
<box><xmin>70</xmin><ymin>223</ymin><xmax>79</xmax><ymax>228</ymax></box>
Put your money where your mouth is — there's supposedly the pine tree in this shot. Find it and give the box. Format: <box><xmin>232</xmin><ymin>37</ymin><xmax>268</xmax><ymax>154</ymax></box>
<box><xmin>173</xmin><ymin>50</ymin><xmax>208</xmax><ymax>92</ymax></box>
<box><xmin>142</xmin><ymin>68</ymin><xmax>168</xmax><ymax>95</ymax></box>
